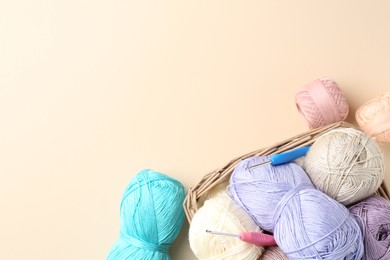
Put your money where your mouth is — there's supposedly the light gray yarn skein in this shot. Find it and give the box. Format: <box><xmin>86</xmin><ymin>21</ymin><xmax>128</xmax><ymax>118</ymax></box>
<box><xmin>303</xmin><ymin>127</ymin><xmax>384</xmax><ymax>206</ymax></box>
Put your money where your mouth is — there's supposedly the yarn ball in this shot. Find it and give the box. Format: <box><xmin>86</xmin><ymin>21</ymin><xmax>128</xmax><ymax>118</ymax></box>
<box><xmin>356</xmin><ymin>93</ymin><xmax>390</xmax><ymax>144</ymax></box>
<box><xmin>230</xmin><ymin>157</ymin><xmax>363</xmax><ymax>259</ymax></box>
<box><xmin>260</xmin><ymin>246</ymin><xmax>288</xmax><ymax>260</ymax></box>
<box><xmin>303</xmin><ymin>127</ymin><xmax>384</xmax><ymax>206</ymax></box>
<box><xmin>273</xmin><ymin>187</ymin><xmax>363</xmax><ymax>259</ymax></box>
<box><xmin>107</xmin><ymin>169</ymin><xmax>186</xmax><ymax>260</ymax></box>
<box><xmin>230</xmin><ymin>158</ymin><xmax>312</xmax><ymax>232</ymax></box>
<box><xmin>198</xmin><ymin>181</ymin><xmax>229</xmax><ymax>207</ymax></box>
<box><xmin>350</xmin><ymin>195</ymin><xmax>390</xmax><ymax>260</ymax></box>
<box><xmin>295</xmin><ymin>78</ymin><xmax>349</xmax><ymax>129</ymax></box>
<box><xmin>189</xmin><ymin>191</ymin><xmax>264</xmax><ymax>259</ymax></box>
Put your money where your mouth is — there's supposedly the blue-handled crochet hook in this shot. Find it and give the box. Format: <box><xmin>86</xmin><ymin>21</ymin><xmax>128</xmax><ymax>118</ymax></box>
<box><xmin>246</xmin><ymin>146</ymin><xmax>311</xmax><ymax>170</ymax></box>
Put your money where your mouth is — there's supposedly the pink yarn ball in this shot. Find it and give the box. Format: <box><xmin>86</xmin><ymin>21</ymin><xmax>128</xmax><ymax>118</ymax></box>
<box><xmin>295</xmin><ymin>78</ymin><xmax>349</xmax><ymax>129</ymax></box>
<box><xmin>356</xmin><ymin>93</ymin><xmax>390</xmax><ymax>144</ymax></box>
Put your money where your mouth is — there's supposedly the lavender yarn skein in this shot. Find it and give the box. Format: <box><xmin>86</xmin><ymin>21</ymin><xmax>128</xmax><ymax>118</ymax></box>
<box><xmin>229</xmin><ymin>156</ymin><xmax>312</xmax><ymax>232</ymax></box>
<box><xmin>350</xmin><ymin>195</ymin><xmax>390</xmax><ymax>260</ymax></box>
<box><xmin>229</xmin><ymin>156</ymin><xmax>363</xmax><ymax>259</ymax></box>
<box><xmin>274</xmin><ymin>187</ymin><xmax>363</xmax><ymax>259</ymax></box>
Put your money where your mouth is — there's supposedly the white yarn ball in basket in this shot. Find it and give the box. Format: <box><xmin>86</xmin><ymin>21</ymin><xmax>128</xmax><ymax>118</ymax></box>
<box><xmin>303</xmin><ymin>127</ymin><xmax>384</xmax><ymax>206</ymax></box>
<box><xmin>189</xmin><ymin>191</ymin><xmax>264</xmax><ymax>259</ymax></box>
<box><xmin>197</xmin><ymin>181</ymin><xmax>229</xmax><ymax>207</ymax></box>
<box><xmin>260</xmin><ymin>246</ymin><xmax>288</xmax><ymax>260</ymax></box>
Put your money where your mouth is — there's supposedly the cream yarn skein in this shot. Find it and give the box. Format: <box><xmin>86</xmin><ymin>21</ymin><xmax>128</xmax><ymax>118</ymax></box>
<box><xmin>189</xmin><ymin>191</ymin><xmax>264</xmax><ymax>260</ymax></box>
<box><xmin>303</xmin><ymin>127</ymin><xmax>384</xmax><ymax>205</ymax></box>
<box><xmin>260</xmin><ymin>246</ymin><xmax>288</xmax><ymax>260</ymax></box>
<box><xmin>197</xmin><ymin>181</ymin><xmax>229</xmax><ymax>207</ymax></box>
<box><xmin>356</xmin><ymin>93</ymin><xmax>390</xmax><ymax>144</ymax></box>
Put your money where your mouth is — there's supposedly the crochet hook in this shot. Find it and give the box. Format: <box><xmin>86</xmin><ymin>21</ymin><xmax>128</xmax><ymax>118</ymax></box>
<box><xmin>246</xmin><ymin>146</ymin><xmax>311</xmax><ymax>170</ymax></box>
<box><xmin>206</xmin><ymin>229</ymin><xmax>277</xmax><ymax>246</ymax></box>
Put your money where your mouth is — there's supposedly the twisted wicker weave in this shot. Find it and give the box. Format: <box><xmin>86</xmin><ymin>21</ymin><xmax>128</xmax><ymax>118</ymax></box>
<box><xmin>184</xmin><ymin>121</ymin><xmax>389</xmax><ymax>222</ymax></box>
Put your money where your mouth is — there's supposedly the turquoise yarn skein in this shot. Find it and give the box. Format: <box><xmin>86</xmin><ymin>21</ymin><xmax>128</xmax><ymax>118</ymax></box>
<box><xmin>107</xmin><ymin>169</ymin><xmax>186</xmax><ymax>260</ymax></box>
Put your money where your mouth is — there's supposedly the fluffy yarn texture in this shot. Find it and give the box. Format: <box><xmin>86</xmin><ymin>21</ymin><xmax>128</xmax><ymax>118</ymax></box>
<box><xmin>295</xmin><ymin>78</ymin><xmax>349</xmax><ymax>129</ymax></box>
<box><xmin>356</xmin><ymin>93</ymin><xmax>390</xmax><ymax>144</ymax></box>
<box><xmin>189</xmin><ymin>191</ymin><xmax>264</xmax><ymax>260</ymax></box>
<box><xmin>303</xmin><ymin>127</ymin><xmax>384</xmax><ymax>206</ymax></box>
<box><xmin>230</xmin><ymin>157</ymin><xmax>363</xmax><ymax>259</ymax></box>
<box><xmin>107</xmin><ymin>169</ymin><xmax>186</xmax><ymax>260</ymax></box>
<box><xmin>350</xmin><ymin>195</ymin><xmax>390</xmax><ymax>260</ymax></box>
<box><xmin>260</xmin><ymin>246</ymin><xmax>288</xmax><ymax>260</ymax></box>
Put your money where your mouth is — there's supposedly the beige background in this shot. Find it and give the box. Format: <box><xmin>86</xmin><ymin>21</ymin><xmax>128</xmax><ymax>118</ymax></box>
<box><xmin>1</xmin><ymin>1</ymin><xmax>390</xmax><ymax>259</ymax></box>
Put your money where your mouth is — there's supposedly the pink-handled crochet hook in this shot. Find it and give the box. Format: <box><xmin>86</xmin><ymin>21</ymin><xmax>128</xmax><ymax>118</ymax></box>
<box><xmin>206</xmin><ymin>229</ymin><xmax>277</xmax><ymax>246</ymax></box>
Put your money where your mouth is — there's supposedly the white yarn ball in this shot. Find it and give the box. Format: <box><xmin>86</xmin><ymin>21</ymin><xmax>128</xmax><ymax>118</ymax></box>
<box><xmin>260</xmin><ymin>246</ymin><xmax>288</xmax><ymax>260</ymax></box>
<box><xmin>303</xmin><ymin>127</ymin><xmax>384</xmax><ymax>206</ymax></box>
<box><xmin>198</xmin><ymin>181</ymin><xmax>229</xmax><ymax>207</ymax></box>
<box><xmin>189</xmin><ymin>191</ymin><xmax>264</xmax><ymax>259</ymax></box>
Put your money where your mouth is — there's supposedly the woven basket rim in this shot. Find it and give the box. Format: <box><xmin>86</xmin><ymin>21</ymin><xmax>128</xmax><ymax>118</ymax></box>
<box><xmin>183</xmin><ymin>121</ymin><xmax>389</xmax><ymax>223</ymax></box>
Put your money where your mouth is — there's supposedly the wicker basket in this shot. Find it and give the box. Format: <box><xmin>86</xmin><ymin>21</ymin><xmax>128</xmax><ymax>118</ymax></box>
<box><xmin>184</xmin><ymin>121</ymin><xmax>389</xmax><ymax>223</ymax></box>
